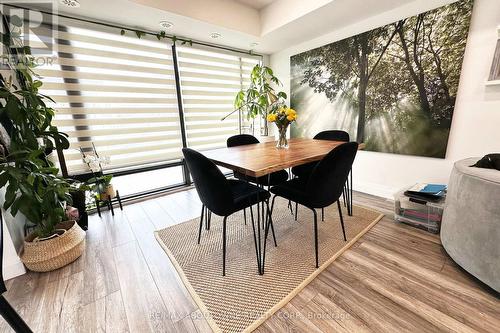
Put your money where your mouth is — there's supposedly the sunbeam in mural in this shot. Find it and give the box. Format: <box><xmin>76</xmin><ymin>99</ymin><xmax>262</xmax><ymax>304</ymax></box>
<box><xmin>290</xmin><ymin>0</ymin><xmax>474</xmax><ymax>158</ymax></box>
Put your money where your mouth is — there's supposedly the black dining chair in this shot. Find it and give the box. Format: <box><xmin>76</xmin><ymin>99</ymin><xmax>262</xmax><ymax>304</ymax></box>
<box><xmin>270</xmin><ymin>142</ymin><xmax>358</xmax><ymax>268</ymax></box>
<box><xmin>291</xmin><ymin>130</ymin><xmax>353</xmax><ymax>217</ymax></box>
<box><xmin>183</xmin><ymin>148</ymin><xmax>276</xmax><ymax>276</ymax></box>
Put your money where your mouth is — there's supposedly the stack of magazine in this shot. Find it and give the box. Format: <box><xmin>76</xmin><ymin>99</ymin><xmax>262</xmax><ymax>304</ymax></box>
<box><xmin>395</xmin><ymin>183</ymin><xmax>446</xmax><ymax>233</ymax></box>
<box><xmin>404</xmin><ymin>183</ymin><xmax>447</xmax><ymax>204</ymax></box>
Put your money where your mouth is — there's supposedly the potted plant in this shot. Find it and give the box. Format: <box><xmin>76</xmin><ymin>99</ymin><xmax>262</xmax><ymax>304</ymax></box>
<box><xmin>0</xmin><ymin>22</ymin><xmax>86</xmax><ymax>272</ymax></box>
<box><xmin>90</xmin><ymin>174</ymin><xmax>114</xmax><ymax>199</ymax></box>
<box><xmin>224</xmin><ymin>64</ymin><xmax>288</xmax><ymax>136</ymax></box>
<box><xmin>80</xmin><ymin>144</ymin><xmax>115</xmax><ymax>200</ymax></box>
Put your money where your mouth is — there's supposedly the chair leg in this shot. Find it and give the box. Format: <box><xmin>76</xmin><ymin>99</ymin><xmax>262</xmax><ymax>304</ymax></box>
<box><xmin>197</xmin><ymin>205</ymin><xmax>204</xmax><ymax>244</ymax></box>
<box><xmin>270</xmin><ymin>195</ymin><xmax>277</xmax><ymax>216</ymax></box>
<box><xmin>287</xmin><ymin>200</ymin><xmax>294</xmax><ymax>215</ymax></box>
<box><xmin>243</xmin><ymin>208</ymin><xmax>247</xmax><ymax>225</ymax></box>
<box><xmin>321</xmin><ymin>208</ymin><xmax>324</xmax><ymax>222</ymax></box>
<box><xmin>204</xmin><ymin>206</ymin><xmax>208</xmax><ymax>230</ymax></box>
<box><xmin>222</xmin><ymin>216</ymin><xmax>227</xmax><ymax>276</ymax></box>
<box><xmin>295</xmin><ymin>202</ymin><xmax>298</xmax><ymax>221</ymax></box>
<box><xmin>208</xmin><ymin>211</ymin><xmax>212</xmax><ymax>230</ymax></box>
<box><xmin>349</xmin><ymin>169</ymin><xmax>353</xmax><ymax>216</ymax></box>
<box><xmin>342</xmin><ymin>185</ymin><xmax>347</xmax><ymax>207</ymax></box>
<box><xmin>337</xmin><ymin>200</ymin><xmax>347</xmax><ymax>241</ymax></box>
<box><xmin>262</xmin><ymin>201</ymin><xmax>266</xmax><ymax>230</ymax></box>
<box><xmin>312</xmin><ymin>208</ymin><xmax>319</xmax><ymax>268</ymax></box>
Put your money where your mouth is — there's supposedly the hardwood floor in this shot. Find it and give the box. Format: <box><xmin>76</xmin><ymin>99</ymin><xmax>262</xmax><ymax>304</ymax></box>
<box><xmin>1</xmin><ymin>189</ymin><xmax>498</xmax><ymax>332</ymax></box>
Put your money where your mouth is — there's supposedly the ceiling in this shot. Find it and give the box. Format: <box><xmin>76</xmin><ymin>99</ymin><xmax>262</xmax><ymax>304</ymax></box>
<box><xmin>234</xmin><ymin>0</ymin><xmax>277</xmax><ymax>10</ymax></box>
<box><xmin>28</xmin><ymin>0</ymin><xmax>456</xmax><ymax>55</ymax></box>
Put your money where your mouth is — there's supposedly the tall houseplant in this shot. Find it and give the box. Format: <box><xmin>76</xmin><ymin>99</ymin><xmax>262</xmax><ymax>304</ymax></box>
<box><xmin>226</xmin><ymin>64</ymin><xmax>288</xmax><ymax>136</ymax></box>
<box><xmin>0</xmin><ymin>16</ymin><xmax>86</xmax><ymax>272</ymax></box>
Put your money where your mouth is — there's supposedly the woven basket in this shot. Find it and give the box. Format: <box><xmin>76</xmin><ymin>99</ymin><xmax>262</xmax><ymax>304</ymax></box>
<box><xmin>21</xmin><ymin>220</ymin><xmax>86</xmax><ymax>272</ymax></box>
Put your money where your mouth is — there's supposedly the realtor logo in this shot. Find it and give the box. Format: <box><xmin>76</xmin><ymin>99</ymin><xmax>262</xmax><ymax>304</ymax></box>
<box><xmin>0</xmin><ymin>1</ymin><xmax>57</xmax><ymax>69</ymax></box>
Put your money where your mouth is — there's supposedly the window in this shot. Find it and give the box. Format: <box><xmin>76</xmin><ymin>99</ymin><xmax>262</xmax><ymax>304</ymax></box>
<box><xmin>29</xmin><ymin>15</ymin><xmax>183</xmax><ymax>174</ymax></box>
<box><xmin>178</xmin><ymin>45</ymin><xmax>260</xmax><ymax>151</ymax></box>
<box><xmin>15</xmin><ymin>7</ymin><xmax>262</xmax><ymax>196</ymax></box>
<box><xmin>112</xmin><ymin>166</ymin><xmax>185</xmax><ymax>197</ymax></box>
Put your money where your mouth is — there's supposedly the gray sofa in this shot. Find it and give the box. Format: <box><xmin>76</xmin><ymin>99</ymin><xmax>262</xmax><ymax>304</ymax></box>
<box><xmin>441</xmin><ymin>158</ymin><xmax>500</xmax><ymax>292</ymax></box>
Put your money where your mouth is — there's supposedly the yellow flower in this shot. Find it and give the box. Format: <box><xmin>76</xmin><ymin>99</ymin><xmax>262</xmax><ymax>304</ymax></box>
<box><xmin>286</xmin><ymin>114</ymin><xmax>295</xmax><ymax>121</ymax></box>
<box><xmin>285</xmin><ymin>108</ymin><xmax>296</xmax><ymax>116</ymax></box>
<box><xmin>267</xmin><ymin>113</ymin><xmax>277</xmax><ymax>122</ymax></box>
<box><xmin>278</xmin><ymin>107</ymin><xmax>286</xmax><ymax>114</ymax></box>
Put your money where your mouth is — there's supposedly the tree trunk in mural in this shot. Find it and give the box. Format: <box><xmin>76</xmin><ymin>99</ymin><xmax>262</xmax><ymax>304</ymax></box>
<box><xmin>426</xmin><ymin>28</ymin><xmax>452</xmax><ymax>103</ymax></box>
<box><xmin>355</xmin><ymin>34</ymin><xmax>368</xmax><ymax>143</ymax></box>
<box><xmin>396</xmin><ymin>17</ymin><xmax>432</xmax><ymax>119</ymax></box>
<box><xmin>354</xmin><ymin>30</ymin><xmax>398</xmax><ymax>143</ymax></box>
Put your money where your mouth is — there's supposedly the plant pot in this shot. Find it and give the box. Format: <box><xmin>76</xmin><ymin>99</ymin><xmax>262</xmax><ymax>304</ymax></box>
<box><xmin>100</xmin><ymin>184</ymin><xmax>116</xmax><ymax>200</ymax></box>
<box><xmin>20</xmin><ymin>220</ymin><xmax>86</xmax><ymax>272</ymax></box>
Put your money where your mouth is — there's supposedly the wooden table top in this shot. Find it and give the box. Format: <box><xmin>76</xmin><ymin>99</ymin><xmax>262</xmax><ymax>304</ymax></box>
<box><xmin>203</xmin><ymin>138</ymin><xmax>364</xmax><ymax>178</ymax></box>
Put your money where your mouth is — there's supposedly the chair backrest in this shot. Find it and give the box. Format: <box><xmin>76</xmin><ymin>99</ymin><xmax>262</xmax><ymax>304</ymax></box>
<box><xmin>306</xmin><ymin>142</ymin><xmax>358</xmax><ymax>208</ymax></box>
<box><xmin>314</xmin><ymin>130</ymin><xmax>350</xmax><ymax>142</ymax></box>
<box><xmin>227</xmin><ymin>134</ymin><xmax>260</xmax><ymax>147</ymax></box>
<box><xmin>182</xmin><ymin>148</ymin><xmax>233</xmax><ymax>216</ymax></box>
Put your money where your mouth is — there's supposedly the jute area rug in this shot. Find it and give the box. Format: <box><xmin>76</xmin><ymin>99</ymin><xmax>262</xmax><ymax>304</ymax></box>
<box><xmin>155</xmin><ymin>197</ymin><xmax>383</xmax><ymax>333</ymax></box>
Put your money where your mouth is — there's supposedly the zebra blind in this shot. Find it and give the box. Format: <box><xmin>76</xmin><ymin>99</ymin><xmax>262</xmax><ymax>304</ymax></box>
<box><xmin>177</xmin><ymin>45</ymin><xmax>260</xmax><ymax>151</ymax></box>
<box><xmin>27</xmin><ymin>16</ymin><xmax>183</xmax><ymax>174</ymax></box>
<box><xmin>17</xmin><ymin>8</ymin><xmax>261</xmax><ymax>175</ymax></box>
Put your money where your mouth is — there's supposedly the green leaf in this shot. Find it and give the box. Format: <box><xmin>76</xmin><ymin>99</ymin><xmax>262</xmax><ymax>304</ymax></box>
<box><xmin>33</xmin><ymin>80</ymin><xmax>43</xmax><ymax>89</ymax></box>
<box><xmin>277</xmin><ymin>91</ymin><xmax>287</xmax><ymax>99</ymax></box>
<box><xmin>27</xmin><ymin>173</ymin><xmax>35</xmax><ymax>186</ymax></box>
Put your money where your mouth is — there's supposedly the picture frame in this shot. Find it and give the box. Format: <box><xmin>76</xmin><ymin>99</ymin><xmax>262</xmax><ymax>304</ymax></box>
<box><xmin>486</xmin><ymin>26</ymin><xmax>500</xmax><ymax>85</ymax></box>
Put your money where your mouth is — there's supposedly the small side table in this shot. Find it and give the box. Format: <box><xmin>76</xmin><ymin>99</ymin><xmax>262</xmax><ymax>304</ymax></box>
<box><xmin>95</xmin><ymin>190</ymin><xmax>124</xmax><ymax>217</ymax></box>
<box><xmin>394</xmin><ymin>188</ymin><xmax>445</xmax><ymax>234</ymax></box>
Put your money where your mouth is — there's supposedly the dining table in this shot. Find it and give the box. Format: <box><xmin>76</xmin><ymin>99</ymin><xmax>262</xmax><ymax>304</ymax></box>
<box><xmin>202</xmin><ymin>137</ymin><xmax>364</xmax><ymax>274</ymax></box>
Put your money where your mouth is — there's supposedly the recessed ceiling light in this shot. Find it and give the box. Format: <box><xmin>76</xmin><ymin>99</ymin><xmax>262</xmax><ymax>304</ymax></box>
<box><xmin>159</xmin><ymin>21</ymin><xmax>174</xmax><ymax>29</ymax></box>
<box><xmin>250</xmin><ymin>42</ymin><xmax>259</xmax><ymax>47</ymax></box>
<box><xmin>210</xmin><ymin>32</ymin><xmax>221</xmax><ymax>39</ymax></box>
<box><xmin>60</xmin><ymin>0</ymin><xmax>80</xmax><ymax>8</ymax></box>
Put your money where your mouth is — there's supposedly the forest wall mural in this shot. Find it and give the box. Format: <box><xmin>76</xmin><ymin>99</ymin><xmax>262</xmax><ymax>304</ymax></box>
<box><xmin>290</xmin><ymin>0</ymin><xmax>473</xmax><ymax>158</ymax></box>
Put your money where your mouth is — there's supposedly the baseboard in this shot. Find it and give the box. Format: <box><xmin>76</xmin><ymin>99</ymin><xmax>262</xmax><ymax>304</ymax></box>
<box><xmin>2</xmin><ymin>260</ymin><xmax>26</xmax><ymax>281</ymax></box>
<box><xmin>353</xmin><ymin>181</ymin><xmax>397</xmax><ymax>200</ymax></box>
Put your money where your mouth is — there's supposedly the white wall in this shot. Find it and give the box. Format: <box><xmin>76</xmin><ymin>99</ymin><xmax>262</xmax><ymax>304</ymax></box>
<box><xmin>270</xmin><ymin>0</ymin><xmax>500</xmax><ymax>198</ymax></box>
<box><xmin>2</xmin><ymin>212</ymin><xmax>26</xmax><ymax>280</ymax></box>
